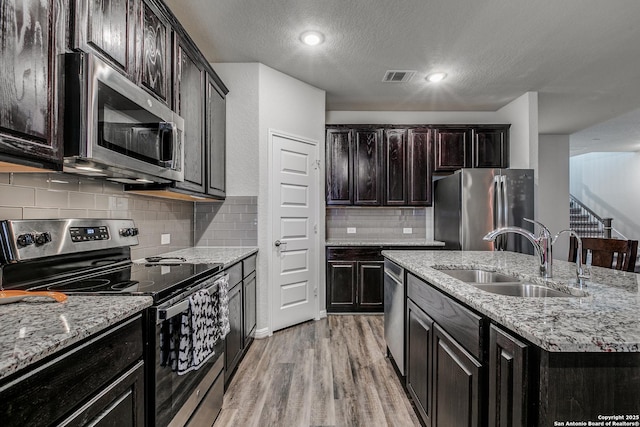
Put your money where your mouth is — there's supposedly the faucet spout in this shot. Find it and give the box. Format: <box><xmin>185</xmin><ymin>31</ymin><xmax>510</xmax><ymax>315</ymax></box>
<box><xmin>483</xmin><ymin>224</ymin><xmax>553</xmax><ymax>279</ymax></box>
<box><xmin>553</xmin><ymin>229</ymin><xmax>587</xmax><ymax>286</ymax></box>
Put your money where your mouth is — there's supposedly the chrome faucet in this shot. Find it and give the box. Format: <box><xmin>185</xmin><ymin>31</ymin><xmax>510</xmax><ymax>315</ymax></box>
<box><xmin>483</xmin><ymin>218</ymin><xmax>553</xmax><ymax>278</ymax></box>
<box><xmin>553</xmin><ymin>229</ymin><xmax>588</xmax><ymax>286</ymax></box>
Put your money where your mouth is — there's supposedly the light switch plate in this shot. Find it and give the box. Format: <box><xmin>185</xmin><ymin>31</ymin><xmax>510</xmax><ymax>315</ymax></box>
<box><xmin>347</xmin><ymin>227</ymin><xmax>356</xmax><ymax>234</ymax></box>
<box><xmin>403</xmin><ymin>227</ymin><xmax>413</xmax><ymax>234</ymax></box>
<box><xmin>161</xmin><ymin>233</ymin><xmax>170</xmax><ymax>245</ymax></box>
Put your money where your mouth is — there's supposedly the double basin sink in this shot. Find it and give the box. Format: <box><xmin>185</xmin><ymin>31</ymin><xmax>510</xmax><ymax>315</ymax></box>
<box><xmin>436</xmin><ymin>268</ymin><xmax>574</xmax><ymax>297</ymax></box>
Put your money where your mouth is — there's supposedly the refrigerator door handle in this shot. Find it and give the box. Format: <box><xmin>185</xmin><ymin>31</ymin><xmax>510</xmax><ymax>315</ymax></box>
<box><xmin>500</xmin><ymin>175</ymin><xmax>508</xmax><ymax>250</ymax></box>
<box><xmin>495</xmin><ymin>175</ymin><xmax>505</xmax><ymax>250</ymax></box>
<box><xmin>492</xmin><ymin>175</ymin><xmax>500</xmax><ymax>250</ymax></box>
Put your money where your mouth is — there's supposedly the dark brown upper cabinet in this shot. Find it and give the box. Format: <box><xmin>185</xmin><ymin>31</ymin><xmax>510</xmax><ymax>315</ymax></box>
<box><xmin>207</xmin><ymin>74</ymin><xmax>226</xmax><ymax>198</ymax></box>
<box><xmin>434</xmin><ymin>125</ymin><xmax>510</xmax><ymax>172</ymax></box>
<box><xmin>0</xmin><ymin>0</ymin><xmax>65</xmax><ymax>171</ymax></box>
<box><xmin>174</xmin><ymin>35</ymin><xmax>205</xmax><ymax>193</ymax></box>
<box><xmin>472</xmin><ymin>126</ymin><xmax>509</xmax><ymax>168</ymax></box>
<box><xmin>140</xmin><ymin>0</ymin><xmax>171</xmax><ymax>104</ymax></box>
<box><xmin>326</xmin><ymin>129</ymin><xmax>353</xmax><ymax>205</ymax></box>
<box><xmin>326</xmin><ymin>126</ymin><xmax>434</xmax><ymax>206</ymax></box>
<box><xmin>384</xmin><ymin>129</ymin><xmax>407</xmax><ymax>205</ymax></box>
<box><xmin>433</xmin><ymin>127</ymin><xmax>470</xmax><ymax>172</ymax></box>
<box><xmin>407</xmin><ymin>128</ymin><xmax>432</xmax><ymax>205</ymax></box>
<box><xmin>354</xmin><ymin>129</ymin><xmax>382</xmax><ymax>205</ymax></box>
<box><xmin>73</xmin><ymin>0</ymin><xmax>137</xmax><ymax>76</ymax></box>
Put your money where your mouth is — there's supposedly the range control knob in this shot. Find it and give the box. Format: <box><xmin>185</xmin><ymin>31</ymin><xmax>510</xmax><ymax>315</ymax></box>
<box><xmin>35</xmin><ymin>232</ymin><xmax>52</xmax><ymax>245</ymax></box>
<box><xmin>120</xmin><ymin>227</ymin><xmax>139</xmax><ymax>237</ymax></box>
<box><xmin>17</xmin><ymin>233</ymin><xmax>35</xmax><ymax>247</ymax></box>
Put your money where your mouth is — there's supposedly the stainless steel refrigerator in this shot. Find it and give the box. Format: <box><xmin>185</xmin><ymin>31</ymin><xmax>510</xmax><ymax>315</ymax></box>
<box><xmin>434</xmin><ymin>168</ymin><xmax>535</xmax><ymax>254</ymax></box>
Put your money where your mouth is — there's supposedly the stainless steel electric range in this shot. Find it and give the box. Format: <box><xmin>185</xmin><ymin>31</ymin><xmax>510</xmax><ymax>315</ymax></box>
<box><xmin>0</xmin><ymin>219</ymin><xmax>226</xmax><ymax>426</ymax></box>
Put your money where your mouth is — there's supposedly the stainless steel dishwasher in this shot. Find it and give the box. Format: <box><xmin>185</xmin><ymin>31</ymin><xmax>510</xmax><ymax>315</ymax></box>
<box><xmin>383</xmin><ymin>259</ymin><xmax>405</xmax><ymax>375</ymax></box>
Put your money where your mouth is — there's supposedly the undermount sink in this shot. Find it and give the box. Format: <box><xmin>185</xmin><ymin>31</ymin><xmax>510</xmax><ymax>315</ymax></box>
<box><xmin>436</xmin><ymin>268</ymin><xmax>574</xmax><ymax>297</ymax></box>
<box><xmin>436</xmin><ymin>268</ymin><xmax>519</xmax><ymax>283</ymax></box>
<box><xmin>470</xmin><ymin>283</ymin><xmax>573</xmax><ymax>297</ymax></box>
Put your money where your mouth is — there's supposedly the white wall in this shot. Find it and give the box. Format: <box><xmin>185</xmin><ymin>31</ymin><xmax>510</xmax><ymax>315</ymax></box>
<box><xmin>570</xmin><ymin>152</ymin><xmax>640</xmax><ymax>241</ymax></box>
<box><xmin>497</xmin><ymin>92</ymin><xmax>538</xmax><ymax>170</ymax></box>
<box><xmin>258</xmin><ymin>64</ymin><xmax>326</xmax><ymax>332</ymax></box>
<box><xmin>214</xmin><ymin>62</ymin><xmax>326</xmax><ymax>336</ymax></box>
<box><xmin>212</xmin><ymin>63</ymin><xmax>260</xmax><ymax>196</ymax></box>
<box><xmin>538</xmin><ymin>135</ymin><xmax>571</xmax><ymax>259</ymax></box>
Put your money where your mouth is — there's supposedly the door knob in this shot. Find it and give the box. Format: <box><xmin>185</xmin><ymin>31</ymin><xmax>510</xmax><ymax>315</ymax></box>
<box><xmin>274</xmin><ymin>239</ymin><xmax>286</xmax><ymax>247</ymax></box>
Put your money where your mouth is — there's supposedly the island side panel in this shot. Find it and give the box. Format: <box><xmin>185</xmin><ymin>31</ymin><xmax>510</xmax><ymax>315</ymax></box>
<box><xmin>538</xmin><ymin>351</ymin><xmax>640</xmax><ymax>426</ymax></box>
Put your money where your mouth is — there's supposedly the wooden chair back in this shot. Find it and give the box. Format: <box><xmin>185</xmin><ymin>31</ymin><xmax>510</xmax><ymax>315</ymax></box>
<box><xmin>568</xmin><ymin>236</ymin><xmax>638</xmax><ymax>272</ymax></box>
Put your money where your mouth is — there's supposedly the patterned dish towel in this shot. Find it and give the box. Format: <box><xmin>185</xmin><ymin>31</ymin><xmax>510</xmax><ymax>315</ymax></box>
<box><xmin>177</xmin><ymin>288</ymin><xmax>218</xmax><ymax>375</ymax></box>
<box><xmin>217</xmin><ymin>274</ymin><xmax>230</xmax><ymax>339</ymax></box>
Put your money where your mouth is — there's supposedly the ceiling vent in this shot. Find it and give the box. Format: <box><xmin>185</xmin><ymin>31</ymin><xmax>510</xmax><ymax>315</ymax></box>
<box><xmin>382</xmin><ymin>70</ymin><xmax>416</xmax><ymax>83</ymax></box>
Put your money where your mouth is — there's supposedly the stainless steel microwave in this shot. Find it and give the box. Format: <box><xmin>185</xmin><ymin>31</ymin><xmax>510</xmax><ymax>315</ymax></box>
<box><xmin>63</xmin><ymin>52</ymin><xmax>184</xmax><ymax>183</ymax></box>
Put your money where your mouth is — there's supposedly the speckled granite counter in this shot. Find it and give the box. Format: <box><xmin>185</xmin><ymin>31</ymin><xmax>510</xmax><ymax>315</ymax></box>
<box><xmin>0</xmin><ymin>295</ymin><xmax>152</xmax><ymax>380</ymax></box>
<box><xmin>146</xmin><ymin>247</ymin><xmax>258</xmax><ymax>268</ymax></box>
<box><xmin>382</xmin><ymin>250</ymin><xmax>640</xmax><ymax>353</ymax></box>
<box><xmin>326</xmin><ymin>240</ymin><xmax>445</xmax><ymax>247</ymax></box>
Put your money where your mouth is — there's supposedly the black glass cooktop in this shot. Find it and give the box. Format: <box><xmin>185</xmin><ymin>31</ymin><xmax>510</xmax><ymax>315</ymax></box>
<box><xmin>27</xmin><ymin>262</ymin><xmax>223</xmax><ymax>303</ymax></box>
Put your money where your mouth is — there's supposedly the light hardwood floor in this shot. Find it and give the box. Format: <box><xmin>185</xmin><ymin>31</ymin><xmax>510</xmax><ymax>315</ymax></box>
<box><xmin>213</xmin><ymin>315</ymin><xmax>421</xmax><ymax>427</ymax></box>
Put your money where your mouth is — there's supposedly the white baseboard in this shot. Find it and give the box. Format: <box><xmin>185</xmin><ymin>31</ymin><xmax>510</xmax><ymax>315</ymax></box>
<box><xmin>318</xmin><ymin>309</ymin><xmax>327</xmax><ymax>319</ymax></box>
<box><xmin>253</xmin><ymin>327</ymin><xmax>270</xmax><ymax>339</ymax></box>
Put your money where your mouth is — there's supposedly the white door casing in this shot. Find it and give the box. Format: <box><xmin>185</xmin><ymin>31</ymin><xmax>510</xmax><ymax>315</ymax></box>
<box><xmin>269</xmin><ymin>130</ymin><xmax>319</xmax><ymax>332</ymax></box>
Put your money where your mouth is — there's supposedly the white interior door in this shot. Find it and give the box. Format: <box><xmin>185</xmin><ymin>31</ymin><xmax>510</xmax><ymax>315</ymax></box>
<box><xmin>270</xmin><ymin>132</ymin><xmax>318</xmax><ymax>332</ymax></box>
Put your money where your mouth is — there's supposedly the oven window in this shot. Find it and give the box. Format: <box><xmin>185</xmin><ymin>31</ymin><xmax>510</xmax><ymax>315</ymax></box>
<box><xmin>155</xmin><ymin>315</ymin><xmax>223</xmax><ymax>426</ymax></box>
<box><xmin>97</xmin><ymin>83</ymin><xmax>173</xmax><ymax>166</ymax></box>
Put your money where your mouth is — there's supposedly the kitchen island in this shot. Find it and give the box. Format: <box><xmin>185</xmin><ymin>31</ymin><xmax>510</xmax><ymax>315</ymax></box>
<box><xmin>383</xmin><ymin>250</ymin><xmax>640</xmax><ymax>427</ymax></box>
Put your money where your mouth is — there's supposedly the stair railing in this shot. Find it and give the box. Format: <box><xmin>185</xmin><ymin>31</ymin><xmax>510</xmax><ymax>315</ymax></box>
<box><xmin>569</xmin><ymin>194</ymin><xmax>627</xmax><ymax>239</ymax></box>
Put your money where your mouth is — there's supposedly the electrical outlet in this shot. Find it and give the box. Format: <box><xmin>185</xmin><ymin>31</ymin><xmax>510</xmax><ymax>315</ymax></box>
<box><xmin>403</xmin><ymin>227</ymin><xmax>413</xmax><ymax>234</ymax></box>
<box><xmin>161</xmin><ymin>233</ymin><xmax>170</xmax><ymax>245</ymax></box>
<box><xmin>347</xmin><ymin>227</ymin><xmax>356</xmax><ymax>234</ymax></box>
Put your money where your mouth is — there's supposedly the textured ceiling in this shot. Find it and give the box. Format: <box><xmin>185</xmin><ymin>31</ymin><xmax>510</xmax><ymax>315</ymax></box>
<box><xmin>164</xmin><ymin>0</ymin><xmax>640</xmax><ymax>144</ymax></box>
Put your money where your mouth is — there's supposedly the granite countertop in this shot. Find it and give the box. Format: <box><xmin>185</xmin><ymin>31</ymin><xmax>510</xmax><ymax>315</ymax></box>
<box><xmin>147</xmin><ymin>246</ymin><xmax>258</xmax><ymax>268</ymax></box>
<box><xmin>326</xmin><ymin>240</ymin><xmax>445</xmax><ymax>247</ymax></box>
<box><xmin>382</xmin><ymin>250</ymin><xmax>640</xmax><ymax>353</ymax></box>
<box><xmin>0</xmin><ymin>295</ymin><xmax>153</xmax><ymax>381</ymax></box>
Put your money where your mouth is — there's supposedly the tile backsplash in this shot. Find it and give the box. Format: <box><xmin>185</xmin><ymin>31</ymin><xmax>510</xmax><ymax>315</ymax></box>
<box><xmin>0</xmin><ymin>173</ymin><xmax>193</xmax><ymax>259</ymax></box>
<box><xmin>326</xmin><ymin>206</ymin><xmax>433</xmax><ymax>241</ymax></box>
<box><xmin>194</xmin><ymin>196</ymin><xmax>257</xmax><ymax>246</ymax></box>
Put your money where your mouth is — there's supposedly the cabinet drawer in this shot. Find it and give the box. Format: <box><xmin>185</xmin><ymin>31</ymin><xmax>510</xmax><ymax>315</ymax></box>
<box><xmin>407</xmin><ymin>273</ymin><xmax>484</xmax><ymax>359</ymax></box>
<box><xmin>243</xmin><ymin>254</ymin><xmax>256</xmax><ymax>277</ymax></box>
<box><xmin>326</xmin><ymin>247</ymin><xmax>382</xmax><ymax>261</ymax></box>
<box><xmin>227</xmin><ymin>262</ymin><xmax>242</xmax><ymax>287</ymax></box>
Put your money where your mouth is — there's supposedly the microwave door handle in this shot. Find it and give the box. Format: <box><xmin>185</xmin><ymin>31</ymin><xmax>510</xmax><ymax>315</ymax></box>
<box><xmin>169</xmin><ymin>121</ymin><xmax>181</xmax><ymax>171</ymax></box>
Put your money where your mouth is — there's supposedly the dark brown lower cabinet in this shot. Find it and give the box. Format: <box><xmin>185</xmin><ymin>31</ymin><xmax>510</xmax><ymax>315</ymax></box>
<box><xmin>489</xmin><ymin>324</ymin><xmax>529</xmax><ymax>427</ymax></box>
<box><xmin>0</xmin><ymin>315</ymin><xmax>144</xmax><ymax>427</ymax></box>
<box><xmin>432</xmin><ymin>324</ymin><xmax>482</xmax><ymax>427</ymax></box>
<box><xmin>243</xmin><ymin>271</ymin><xmax>257</xmax><ymax>344</ymax></box>
<box><xmin>224</xmin><ymin>280</ymin><xmax>243</xmax><ymax>385</ymax></box>
<box><xmin>224</xmin><ymin>254</ymin><xmax>257</xmax><ymax>387</ymax></box>
<box><xmin>406</xmin><ymin>298</ymin><xmax>434</xmax><ymax>425</ymax></box>
<box><xmin>326</xmin><ymin>247</ymin><xmax>384</xmax><ymax>312</ymax></box>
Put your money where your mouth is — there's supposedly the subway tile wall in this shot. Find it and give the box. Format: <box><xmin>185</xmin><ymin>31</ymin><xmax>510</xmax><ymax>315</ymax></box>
<box><xmin>195</xmin><ymin>196</ymin><xmax>257</xmax><ymax>246</ymax></box>
<box><xmin>0</xmin><ymin>173</ymin><xmax>193</xmax><ymax>260</ymax></box>
<box><xmin>326</xmin><ymin>206</ymin><xmax>434</xmax><ymax>241</ymax></box>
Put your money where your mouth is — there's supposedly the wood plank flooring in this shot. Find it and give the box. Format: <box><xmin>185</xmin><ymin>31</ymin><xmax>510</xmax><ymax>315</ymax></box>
<box><xmin>214</xmin><ymin>315</ymin><xmax>420</xmax><ymax>427</ymax></box>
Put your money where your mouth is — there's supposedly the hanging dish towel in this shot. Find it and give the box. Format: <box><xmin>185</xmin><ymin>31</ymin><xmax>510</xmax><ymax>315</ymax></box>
<box><xmin>216</xmin><ymin>274</ymin><xmax>230</xmax><ymax>339</ymax></box>
<box><xmin>177</xmin><ymin>288</ymin><xmax>218</xmax><ymax>375</ymax></box>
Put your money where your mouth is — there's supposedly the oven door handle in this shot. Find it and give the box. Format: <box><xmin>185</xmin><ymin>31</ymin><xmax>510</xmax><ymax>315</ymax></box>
<box><xmin>156</xmin><ymin>274</ymin><xmax>225</xmax><ymax>323</ymax></box>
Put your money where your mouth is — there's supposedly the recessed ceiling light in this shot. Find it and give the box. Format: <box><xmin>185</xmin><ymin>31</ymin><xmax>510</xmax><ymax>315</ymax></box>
<box><xmin>300</xmin><ymin>31</ymin><xmax>324</xmax><ymax>46</ymax></box>
<box><xmin>426</xmin><ymin>72</ymin><xmax>447</xmax><ymax>83</ymax></box>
